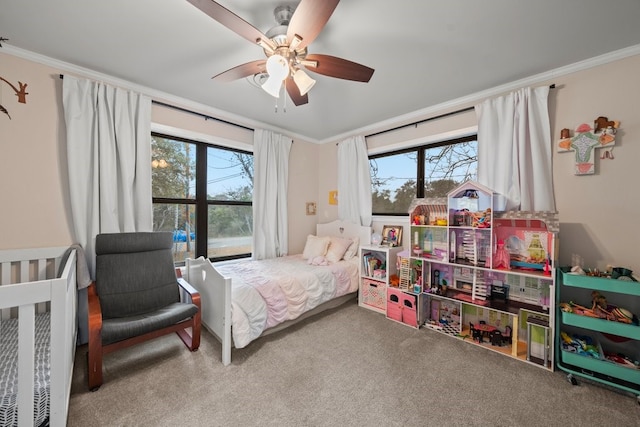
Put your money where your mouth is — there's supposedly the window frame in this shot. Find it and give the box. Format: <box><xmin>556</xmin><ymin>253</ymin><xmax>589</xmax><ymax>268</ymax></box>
<box><xmin>369</xmin><ymin>133</ymin><xmax>478</xmax><ymax>216</ymax></box>
<box><xmin>151</xmin><ymin>132</ymin><xmax>253</xmax><ymax>262</ymax></box>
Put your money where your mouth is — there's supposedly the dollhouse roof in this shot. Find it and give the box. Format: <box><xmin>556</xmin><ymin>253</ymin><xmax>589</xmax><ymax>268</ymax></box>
<box><xmin>407</xmin><ymin>198</ymin><xmax>447</xmax><ymax>217</ymax></box>
<box><xmin>447</xmin><ymin>180</ymin><xmax>495</xmax><ymax>199</ymax></box>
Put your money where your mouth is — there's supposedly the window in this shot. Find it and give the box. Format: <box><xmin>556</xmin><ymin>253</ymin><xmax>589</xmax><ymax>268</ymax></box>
<box><xmin>151</xmin><ymin>133</ymin><xmax>253</xmax><ymax>263</ymax></box>
<box><xmin>370</xmin><ymin>135</ymin><xmax>478</xmax><ymax>215</ymax></box>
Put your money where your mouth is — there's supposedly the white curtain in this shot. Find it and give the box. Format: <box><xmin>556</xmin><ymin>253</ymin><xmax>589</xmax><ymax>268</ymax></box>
<box><xmin>62</xmin><ymin>76</ymin><xmax>152</xmax><ymax>343</ymax></box>
<box><xmin>475</xmin><ymin>86</ymin><xmax>555</xmax><ymax>211</ymax></box>
<box><xmin>252</xmin><ymin>129</ymin><xmax>292</xmax><ymax>260</ymax></box>
<box><xmin>338</xmin><ymin>135</ymin><xmax>372</xmax><ymax>226</ymax></box>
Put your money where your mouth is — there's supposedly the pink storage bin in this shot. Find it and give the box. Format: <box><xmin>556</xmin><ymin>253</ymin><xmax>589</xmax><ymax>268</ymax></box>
<box><xmin>362</xmin><ymin>278</ymin><xmax>386</xmax><ymax>310</ymax></box>
<box><xmin>387</xmin><ymin>287</ymin><xmax>403</xmax><ymax>321</ymax></box>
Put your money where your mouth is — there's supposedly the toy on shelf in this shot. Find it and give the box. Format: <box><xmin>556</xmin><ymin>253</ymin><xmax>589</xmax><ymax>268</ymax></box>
<box><xmin>471</xmin><ymin>208</ymin><xmax>492</xmax><ymax>228</ymax></box>
<box><xmin>493</xmin><ymin>239</ymin><xmax>510</xmax><ymax>269</ymax></box>
<box><xmin>559</xmin><ymin>291</ymin><xmax>638</xmax><ymax>325</ymax></box>
<box><xmin>560</xmin><ymin>331</ymin><xmax>601</xmax><ymax>359</ymax></box>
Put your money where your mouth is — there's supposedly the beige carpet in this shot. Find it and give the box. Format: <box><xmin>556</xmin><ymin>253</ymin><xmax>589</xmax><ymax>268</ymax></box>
<box><xmin>68</xmin><ymin>300</ymin><xmax>640</xmax><ymax>426</ymax></box>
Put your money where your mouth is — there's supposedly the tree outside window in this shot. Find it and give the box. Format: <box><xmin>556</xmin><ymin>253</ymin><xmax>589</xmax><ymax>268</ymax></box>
<box><xmin>370</xmin><ymin>136</ymin><xmax>477</xmax><ymax>215</ymax></box>
<box><xmin>151</xmin><ymin>134</ymin><xmax>253</xmax><ymax>263</ymax></box>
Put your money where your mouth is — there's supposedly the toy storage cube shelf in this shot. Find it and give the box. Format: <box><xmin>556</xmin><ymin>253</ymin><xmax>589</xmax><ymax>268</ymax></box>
<box><xmin>557</xmin><ymin>269</ymin><xmax>640</xmax><ymax>397</ymax></box>
<box><xmin>408</xmin><ymin>181</ymin><xmax>559</xmax><ymax>371</ymax></box>
<box><xmin>359</xmin><ymin>245</ymin><xmax>402</xmax><ymax>314</ymax></box>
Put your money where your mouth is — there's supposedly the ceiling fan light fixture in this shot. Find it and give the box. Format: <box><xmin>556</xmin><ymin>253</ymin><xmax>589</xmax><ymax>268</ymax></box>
<box><xmin>256</xmin><ymin>37</ymin><xmax>276</xmax><ymax>55</ymax></box>
<box><xmin>293</xmin><ymin>68</ymin><xmax>316</xmax><ymax>96</ymax></box>
<box><xmin>289</xmin><ymin>34</ymin><xmax>303</xmax><ymax>51</ymax></box>
<box><xmin>262</xmin><ymin>54</ymin><xmax>289</xmax><ymax>97</ymax></box>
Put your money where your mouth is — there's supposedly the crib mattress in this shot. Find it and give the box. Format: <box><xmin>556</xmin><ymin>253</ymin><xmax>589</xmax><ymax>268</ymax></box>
<box><xmin>0</xmin><ymin>313</ymin><xmax>50</xmax><ymax>427</ymax></box>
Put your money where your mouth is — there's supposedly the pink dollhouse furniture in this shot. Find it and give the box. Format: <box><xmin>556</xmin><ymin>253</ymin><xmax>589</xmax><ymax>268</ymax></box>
<box><xmin>386</xmin><ymin>287</ymin><xmax>403</xmax><ymax>322</ymax></box>
<box><xmin>401</xmin><ymin>293</ymin><xmax>418</xmax><ymax>327</ymax></box>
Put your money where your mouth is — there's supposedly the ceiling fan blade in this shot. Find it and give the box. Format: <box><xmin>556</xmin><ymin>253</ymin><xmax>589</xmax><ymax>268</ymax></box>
<box><xmin>187</xmin><ymin>0</ymin><xmax>270</xmax><ymax>46</ymax></box>
<box><xmin>287</xmin><ymin>0</ymin><xmax>340</xmax><ymax>50</ymax></box>
<box><xmin>304</xmin><ymin>54</ymin><xmax>374</xmax><ymax>82</ymax></box>
<box><xmin>213</xmin><ymin>60</ymin><xmax>266</xmax><ymax>82</ymax></box>
<box><xmin>285</xmin><ymin>78</ymin><xmax>309</xmax><ymax>106</ymax></box>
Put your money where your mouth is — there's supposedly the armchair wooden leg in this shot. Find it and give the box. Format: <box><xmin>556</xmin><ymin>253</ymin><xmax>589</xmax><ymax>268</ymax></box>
<box><xmin>87</xmin><ymin>345</ymin><xmax>103</xmax><ymax>391</ymax></box>
<box><xmin>176</xmin><ymin>316</ymin><xmax>201</xmax><ymax>351</ymax></box>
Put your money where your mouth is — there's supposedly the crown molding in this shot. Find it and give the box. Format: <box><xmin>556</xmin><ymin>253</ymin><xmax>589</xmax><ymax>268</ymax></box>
<box><xmin>324</xmin><ymin>44</ymin><xmax>640</xmax><ymax>145</ymax></box>
<box><xmin>2</xmin><ymin>45</ymin><xmax>308</xmax><ymax>142</ymax></box>
<box><xmin>4</xmin><ymin>43</ymin><xmax>640</xmax><ymax>145</ymax></box>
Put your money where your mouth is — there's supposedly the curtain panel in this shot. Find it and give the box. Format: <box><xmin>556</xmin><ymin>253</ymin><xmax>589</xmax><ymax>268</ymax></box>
<box><xmin>252</xmin><ymin>129</ymin><xmax>292</xmax><ymax>260</ymax></box>
<box><xmin>62</xmin><ymin>75</ymin><xmax>152</xmax><ymax>343</ymax></box>
<box><xmin>475</xmin><ymin>86</ymin><xmax>555</xmax><ymax>211</ymax></box>
<box><xmin>338</xmin><ymin>135</ymin><xmax>372</xmax><ymax>226</ymax></box>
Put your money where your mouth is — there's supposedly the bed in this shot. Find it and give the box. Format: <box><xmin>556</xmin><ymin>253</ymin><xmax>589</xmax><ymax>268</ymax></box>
<box><xmin>184</xmin><ymin>220</ymin><xmax>371</xmax><ymax>365</ymax></box>
<box><xmin>0</xmin><ymin>247</ymin><xmax>77</xmax><ymax>427</ymax></box>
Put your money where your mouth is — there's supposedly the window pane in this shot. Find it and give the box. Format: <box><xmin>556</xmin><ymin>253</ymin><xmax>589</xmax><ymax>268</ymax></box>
<box><xmin>207</xmin><ymin>205</ymin><xmax>252</xmax><ymax>258</ymax></box>
<box><xmin>151</xmin><ymin>135</ymin><xmax>196</xmax><ymax>199</ymax></box>
<box><xmin>370</xmin><ymin>152</ymin><xmax>417</xmax><ymax>214</ymax></box>
<box><xmin>153</xmin><ymin>203</ymin><xmax>196</xmax><ymax>263</ymax></box>
<box><xmin>424</xmin><ymin>140</ymin><xmax>478</xmax><ymax>197</ymax></box>
<box><xmin>207</xmin><ymin>147</ymin><xmax>253</xmax><ymax>201</ymax></box>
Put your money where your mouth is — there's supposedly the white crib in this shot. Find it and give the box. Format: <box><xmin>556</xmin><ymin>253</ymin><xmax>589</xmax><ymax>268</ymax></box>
<box><xmin>0</xmin><ymin>247</ymin><xmax>77</xmax><ymax>427</ymax></box>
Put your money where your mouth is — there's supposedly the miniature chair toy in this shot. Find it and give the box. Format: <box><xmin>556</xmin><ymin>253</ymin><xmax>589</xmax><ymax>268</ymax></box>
<box><xmin>470</xmin><ymin>322</ymin><xmax>482</xmax><ymax>343</ymax></box>
<box><xmin>502</xmin><ymin>325</ymin><xmax>513</xmax><ymax>345</ymax></box>
<box><xmin>87</xmin><ymin>232</ymin><xmax>201</xmax><ymax>390</ymax></box>
<box><xmin>490</xmin><ymin>330</ymin><xmax>503</xmax><ymax>346</ymax></box>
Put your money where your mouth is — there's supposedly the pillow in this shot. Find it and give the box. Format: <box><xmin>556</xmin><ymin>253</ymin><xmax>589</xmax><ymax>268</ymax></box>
<box><xmin>302</xmin><ymin>235</ymin><xmax>330</xmax><ymax>260</ymax></box>
<box><xmin>342</xmin><ymin>237</ymin><xmax>360</xmax><ymax>260</ymax></box>
<box><xmin>325</xmin><ymin>236</ymin><xmax>353</xmax><ymax>263</ymax></box>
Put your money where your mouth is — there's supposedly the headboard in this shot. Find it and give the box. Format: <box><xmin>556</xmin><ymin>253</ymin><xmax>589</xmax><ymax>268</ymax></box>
<box><xmin>316</xmin><ymin>220</ymin><xmax>371</xmax><ymax>245</ymax></box>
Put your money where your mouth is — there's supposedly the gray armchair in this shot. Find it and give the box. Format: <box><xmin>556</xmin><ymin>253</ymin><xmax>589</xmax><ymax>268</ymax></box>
<box><xmin>87</xmin><ymin>232</ymin><xmax>201</xmax><ymax>390</ymax></box>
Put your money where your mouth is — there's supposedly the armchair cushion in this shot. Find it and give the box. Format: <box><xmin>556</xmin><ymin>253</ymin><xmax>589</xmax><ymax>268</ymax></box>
<box><xmin>101</xmin><ymin>302</ymin><xmax>199</xmax><ymax>346</ymax></box>
<box><xmin>96</xmin><ymin>232</ymin><xmax>179</xmax><ymax>319</ymax></box>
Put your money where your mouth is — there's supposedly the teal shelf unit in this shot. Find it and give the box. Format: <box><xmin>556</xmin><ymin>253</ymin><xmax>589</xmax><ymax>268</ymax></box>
<box><xmin>557</xmin><ymin>269</ymin><xmax>640</xmax><ymax>400</ymax></box>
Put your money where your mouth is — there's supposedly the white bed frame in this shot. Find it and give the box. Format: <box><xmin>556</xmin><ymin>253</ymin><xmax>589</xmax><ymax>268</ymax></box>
<box><xmin>0</xmin><ymin>247</ymin><xmax>77</xmax><ymax>427</ymax></box>
<box><xmin>185</xmin><ymin>220</ymin><xmax>371</xmax><ymax>366</ymax></box>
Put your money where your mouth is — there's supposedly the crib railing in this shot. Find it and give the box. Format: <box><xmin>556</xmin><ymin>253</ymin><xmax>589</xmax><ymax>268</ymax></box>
<box><xmin>0</xmin><ymin>247</ymin><xmax>77</xmax><ymax>427</ymax></box>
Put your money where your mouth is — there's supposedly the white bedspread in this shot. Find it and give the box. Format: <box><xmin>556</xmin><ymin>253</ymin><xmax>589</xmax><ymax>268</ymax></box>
<box><xmin>216</xmin><ymin>254</ymin><xmax>359</xmax><ymax>349</ymax></box>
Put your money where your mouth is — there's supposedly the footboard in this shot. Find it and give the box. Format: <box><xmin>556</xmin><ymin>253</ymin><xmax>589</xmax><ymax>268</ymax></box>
<box><xmin>0</xmin><ymin>247</ymin><xmax>77</xmax><ymax>427</ymax></box>
<box><xmin>185</xmin><ymin>257</ymin><xmax>232</xmax><ymax>365</ymax></box>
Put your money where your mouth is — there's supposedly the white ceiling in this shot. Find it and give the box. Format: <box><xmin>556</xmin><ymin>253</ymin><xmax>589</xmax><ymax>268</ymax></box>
<box><xmin>2</xmin><ymin>0</ymin><xmax>640</xmax><ymax>143</ymax></box>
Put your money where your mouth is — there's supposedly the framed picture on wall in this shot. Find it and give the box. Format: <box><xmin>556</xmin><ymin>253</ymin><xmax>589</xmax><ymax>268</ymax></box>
<box><xmin>381</xmin><ymin>225</ymin><xmax>403</xmax><ymax>247</ymax></box>
<box><xmin>306</xmin><ymin>202</ymin><xmax>317</xmax><ymax>215</ymax></box>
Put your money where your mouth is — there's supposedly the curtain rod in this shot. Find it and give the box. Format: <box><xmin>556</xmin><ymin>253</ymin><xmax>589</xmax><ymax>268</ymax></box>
<box><xmin>59</xmin><ymin>74</ymin><xmax>253</xmax><ymax>132</ymax></box>
<box><xmin>365</xmin><ymin>83</ymin><xmax>556</xmax><ymax>139</ymax></box>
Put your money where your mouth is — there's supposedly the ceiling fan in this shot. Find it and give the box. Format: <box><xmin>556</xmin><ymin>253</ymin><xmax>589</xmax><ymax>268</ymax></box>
<box><xmin>186</xmin><ymin>0</ymin><xmax>375</xmax><ymax>106</ymax></box>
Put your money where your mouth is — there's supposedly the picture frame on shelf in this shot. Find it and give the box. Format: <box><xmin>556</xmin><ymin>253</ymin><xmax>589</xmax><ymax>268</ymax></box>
<box><xmin>381</xmin><ymin>225</ymin><xmax>403</xmax><ymax>247</ymax></box>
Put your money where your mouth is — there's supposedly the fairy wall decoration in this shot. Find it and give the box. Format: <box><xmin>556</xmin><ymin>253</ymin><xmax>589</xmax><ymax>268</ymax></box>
<box><xmin>557</xmin><ymin>116</ymin><xmax>619</xmax><ymax>175</ymax></box>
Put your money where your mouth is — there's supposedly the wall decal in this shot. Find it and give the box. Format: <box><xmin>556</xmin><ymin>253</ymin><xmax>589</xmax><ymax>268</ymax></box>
<box><xmin>0</xmin><ymin>75</ymin><xmax>29</xmax><ymax>120</ymax></box>
<box><xmin>557</xmin><ymin>116</ymin><xmax>619</xmax><ymax>175</ymax></box>
<box><xmin>328</xmin><ymin>190</ymin><xmax>338</xmax><ymax>205</ymax></box>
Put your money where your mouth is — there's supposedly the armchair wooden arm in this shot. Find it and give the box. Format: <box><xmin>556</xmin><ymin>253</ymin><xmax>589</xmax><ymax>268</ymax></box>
<box><xmin>176</xmin><ymin>276</ymin><xmax>201</xmax><ymax>351</ymax></box>
<box><xmin>87</xmin><ymin>282</ymin><xmax>104</xmax><ymax>390</ymax></box>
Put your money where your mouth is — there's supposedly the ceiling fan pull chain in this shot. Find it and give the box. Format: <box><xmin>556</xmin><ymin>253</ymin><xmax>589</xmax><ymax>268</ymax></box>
<box><xmin>283</xmin><ymin>85</ymin><xmax>287</xmax><ymax>113</ymax></box>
